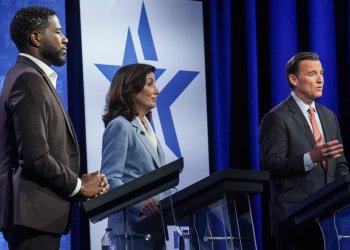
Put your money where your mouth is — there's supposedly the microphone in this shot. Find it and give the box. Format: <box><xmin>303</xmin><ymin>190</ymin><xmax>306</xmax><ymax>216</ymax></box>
<box><xmin>140</xmin><ymin>131</ymin><xmax>145</xmax><ymax>136</ymax></box>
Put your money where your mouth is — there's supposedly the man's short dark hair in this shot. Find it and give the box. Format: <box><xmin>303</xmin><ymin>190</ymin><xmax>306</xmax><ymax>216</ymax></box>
<box><xmin>285</xmin><ymin>52</ymin><xmax>320</xmax><ymax>88</ymax></box>
<box><xmin>10</xmin><ymin>6</ymin><xmax>56</xmax><ymax>52</ymax></box>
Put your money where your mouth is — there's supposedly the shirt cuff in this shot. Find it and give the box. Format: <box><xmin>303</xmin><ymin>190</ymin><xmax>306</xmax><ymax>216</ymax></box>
<box><xmin>69</xmin><ymin>178</ymin><xmax>81</xmax><ymax>197</ymax></box>
<box><xmin>304</xmin><ymin>152</ymin><xmax>316</xmax><ymax>172</ymax></box>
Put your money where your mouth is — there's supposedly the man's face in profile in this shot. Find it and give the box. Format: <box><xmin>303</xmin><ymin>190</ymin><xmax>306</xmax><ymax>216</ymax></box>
<box><xmin>39</xmin><ymin>15</ymin><xmax>68</xmax><ymax>67</ymax></box>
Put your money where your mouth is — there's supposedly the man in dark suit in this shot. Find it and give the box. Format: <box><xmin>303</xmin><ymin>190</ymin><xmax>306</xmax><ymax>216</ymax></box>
<box><xmin>0</xmin><ymin>6</ymin><xmax>109</xmax><ymax>250</ymax></box>
<box><xmin>259</xmin><ymin>52</ymin><xmax>349</xmax><ymax>250</ymax></box>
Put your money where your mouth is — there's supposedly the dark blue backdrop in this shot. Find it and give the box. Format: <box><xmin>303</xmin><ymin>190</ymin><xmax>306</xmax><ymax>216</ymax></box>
<box><xmin>203</xmin><ymin>0</ymin><xmax>350</xmax><ymax>250</ymax></box>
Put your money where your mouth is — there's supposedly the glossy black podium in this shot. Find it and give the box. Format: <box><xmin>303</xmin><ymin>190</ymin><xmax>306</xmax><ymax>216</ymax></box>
<box><xmin>83</xmin><ymin>157</ymin><xmax>183</xmax><ymax>223</ymax></box>
<box><xmin>134</xmin><ymin>168</ymin><xmax>269</xmax><ymax>250</ymax></box>
<box><xmin>285</xmin><ymin>174</ymin><xmax>350</xmax><ymax>250</ymax></box>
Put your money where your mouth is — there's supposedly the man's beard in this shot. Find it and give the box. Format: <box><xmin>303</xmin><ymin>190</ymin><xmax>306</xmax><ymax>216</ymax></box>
<box><xmin>41</xmin><ymin>43</ymin><xmax>66</xmax><ymax>67</ymax></box>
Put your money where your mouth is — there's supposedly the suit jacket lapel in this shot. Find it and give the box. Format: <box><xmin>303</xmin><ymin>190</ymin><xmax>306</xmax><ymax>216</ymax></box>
<box><xmin>286</xmin><ymin>95</ymin><xmax>315</xmax><ymax>147</ymax></box>
<box><xmin>18</xmin><ymin>56</ymin><xmax>77</xmax><ymax>144</ymax></box>
<box><xmin>42</xmin><ymin>73</ymin><xmax>76</xmax><ymax>143</ymax></box>
<box><xmin>315</xmin><ymin>103</ymin><xmax>329</xmax><ymax>142</ymax></box>
<box><xmin>315</xmin><ymin>103</ymin><xmax>333</xmax><ymax>171</ymax></box>
<box><xmin>131</xmin><ymin>119</ymin><xmax>162</xmax><ymax>168</ymax></box>
<box><xmin>157</xmin><ymin>138</ymin><xmax>166</xmax><ymax>165</ymax></box>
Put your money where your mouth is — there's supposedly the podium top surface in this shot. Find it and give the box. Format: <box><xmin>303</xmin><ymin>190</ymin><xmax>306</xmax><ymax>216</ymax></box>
<box><xmin>83</xmin><ymin>157</ymin><xmax>183</xmax><ymax>223</ymax></box>
<box><xmin>160</xmin><ymin>168</ymin><xmax>269</xmax><ymax>216</ymax></box>
<box><xmin>134</xmin><ymin>168</ymin><xmax>269</xmax><ymax>234</ymax></box>
<box><xmin>285</xmin><ymin>174</ymin><xmax>350</xmax><ymax>224</ymax></box>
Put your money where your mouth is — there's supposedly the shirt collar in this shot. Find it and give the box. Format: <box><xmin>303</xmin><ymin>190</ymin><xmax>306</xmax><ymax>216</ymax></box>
<box><xmin>19</xmin><ymin>53</ymin><xmax>58</xmax><ymax>89</ymax></box>
<box><xmin>291</xmin><ymin>91</ymin><xmax>316</xmax><ymax>113</ymax></box>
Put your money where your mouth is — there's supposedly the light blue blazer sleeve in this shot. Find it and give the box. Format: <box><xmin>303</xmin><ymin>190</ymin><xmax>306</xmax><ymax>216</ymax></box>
<box><xmin>101</xmin><ymin>116</ymin><xmax>129</xmax><ymax>189</ymax></box>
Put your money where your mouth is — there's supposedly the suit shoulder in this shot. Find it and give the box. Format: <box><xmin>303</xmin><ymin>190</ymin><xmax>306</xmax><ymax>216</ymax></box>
<box><xmin>261</xmin><ymin>99</ymin><xmax>289</xmax><ymax>120</ymax></box>
<box><xmin>103</xmin><ymin>116</ymin><xmax>133</xmax><ymax>144</ymax></box>
<box><xmin>6</xmin><ymin>63</ymin><xmax>46</xmax><ymax>90</ymax></box>
<box><xmin>315</xmin><ymin>102</ymin><xmax>335</xmax><ymax>115</ymax></box>
<box><xmin>259</xmin><ymin>99</ymin><xmax>294</xmax><ymax>135</ymax></box>
<box><xmin>108</xmin><ymin>116</ymin><xmax>130</xmax><ymax>126</ymax></box>
<box><xmin>105</xmin><ymin>116</ymin><xmax>131</xmax><ymax>133</ymax></box>
<box><xmin>11</xmin><ymin>60</ymin><xmax>43</xmax><ymax>75</ymax></box>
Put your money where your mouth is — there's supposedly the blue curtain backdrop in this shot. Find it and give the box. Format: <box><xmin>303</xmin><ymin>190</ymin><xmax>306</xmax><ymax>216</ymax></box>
<box><xmin>203</xmin><ymin>0</ymin><xmax>350</xmax><ymax>250</ymax></box>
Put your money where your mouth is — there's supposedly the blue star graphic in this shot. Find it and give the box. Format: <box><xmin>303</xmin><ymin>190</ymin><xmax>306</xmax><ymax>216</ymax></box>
<box><xmin>95</xmin><ymin>2</ymin><xmax>199</xmax><ymax>157</ymax></box>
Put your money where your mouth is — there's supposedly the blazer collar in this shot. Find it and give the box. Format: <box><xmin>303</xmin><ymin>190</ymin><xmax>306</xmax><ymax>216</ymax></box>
<box><xmin>17</xmin><ymin>56</ymin><xmax>77</xmax><ymax>145</ymax></box>
<box><xmin>131</xmin><ymin>119</ymin><xmax>162</xmax><ymax>167</ymax></box>
<box><xmin>286</xmin><ymin>95</ymin><xmax>315</xmax><ymax>146</ymax></box>
<box><xmin>314</xmin><ymin>103</ymin><xmax>329</xmax><ymax>142</ymax></box>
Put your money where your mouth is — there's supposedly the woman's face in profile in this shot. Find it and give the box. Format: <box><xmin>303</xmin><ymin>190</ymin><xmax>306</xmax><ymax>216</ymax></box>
<box><xmin>134</xmin><ymin>72</ymin><xmax>158</xmax><ymax>116</ymax></box>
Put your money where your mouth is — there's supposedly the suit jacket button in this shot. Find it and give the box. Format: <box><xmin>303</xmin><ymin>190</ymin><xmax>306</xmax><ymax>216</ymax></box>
<box><xmin>71</xmin><ymin>153</ymin><xmax>76</xmax><ymax>158</ymax></box>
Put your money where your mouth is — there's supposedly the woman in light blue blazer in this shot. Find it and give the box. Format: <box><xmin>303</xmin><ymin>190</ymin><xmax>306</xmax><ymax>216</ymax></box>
<box><xmin>101</xmin><ymin>63</ymin><xmax>173</xmax><ymax>249</ymax></box>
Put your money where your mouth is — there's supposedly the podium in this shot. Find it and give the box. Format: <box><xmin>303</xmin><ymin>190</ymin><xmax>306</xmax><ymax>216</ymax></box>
<box><xmin>82</xmin><ymin>158</ymin><xmax>183</xmax><ymax>250</ymax></box>
<box><xmin>285</xmin><ymin>174</ymin><xmax>350</xmax><ymax>250</ymax></box>
<box><xmin>83</xmin><ymin>157</ymin><xmax>183</xmax><ymax>222</ymax></box>
<box><xmin>134</xmin><ymin>168</ymin><xmax>269</xmax><ymax>250</ymax></box>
